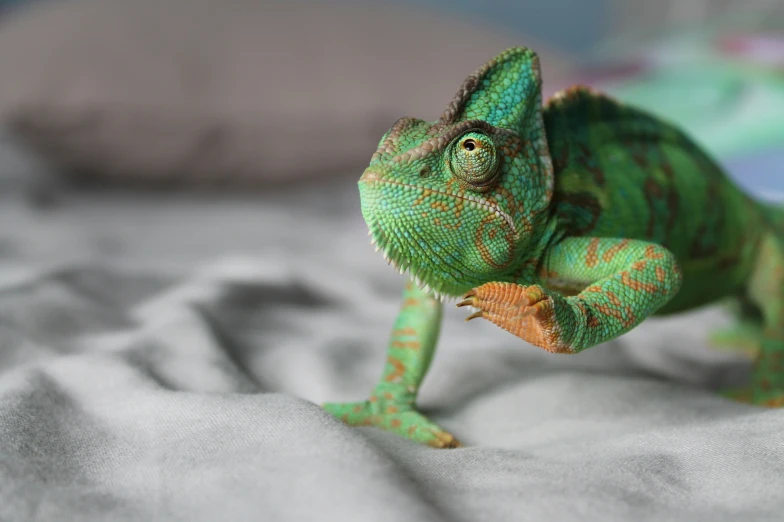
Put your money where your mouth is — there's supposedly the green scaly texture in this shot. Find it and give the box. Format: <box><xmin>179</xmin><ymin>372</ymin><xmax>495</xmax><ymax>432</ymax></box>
<box><xmin>323</xmin><ymin>47</ymin><xmax>784</xmax><ymax>448</ymax></box>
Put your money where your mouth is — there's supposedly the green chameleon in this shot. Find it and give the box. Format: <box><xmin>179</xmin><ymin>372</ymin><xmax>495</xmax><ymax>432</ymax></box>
<box><xmin>323</xmin><ymin>47</ymin><xmax>784</xmax><ymax>448</ymax></box>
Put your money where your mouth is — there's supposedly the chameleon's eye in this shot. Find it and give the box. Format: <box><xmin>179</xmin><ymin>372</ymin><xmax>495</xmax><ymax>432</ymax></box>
<box><xmin>450</xmin><ymin>131</ymin><xmax>499</xmax><ymax>190</ymax></box>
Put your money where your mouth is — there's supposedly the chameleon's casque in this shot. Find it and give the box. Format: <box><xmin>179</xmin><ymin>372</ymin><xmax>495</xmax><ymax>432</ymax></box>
<box><xmin>325</xmin><ymin>46</ymin><xmax>784</xmax><ymax>449</ymax></box>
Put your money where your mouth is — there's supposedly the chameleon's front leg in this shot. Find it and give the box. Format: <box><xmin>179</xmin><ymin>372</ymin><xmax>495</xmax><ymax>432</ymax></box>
<box><xmin>323</xmin><ymin>280</ymin><xmax>460</xmax><ymax>448</ymax></box>
<box><xmin>459</xmin><ymin>237</ymin><xmax>682</xmax><ymax>353</ymax></box>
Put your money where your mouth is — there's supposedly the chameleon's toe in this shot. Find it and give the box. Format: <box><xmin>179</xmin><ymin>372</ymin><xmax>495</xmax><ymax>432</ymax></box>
<box><xmin>323</xmin><ymin>400</ymin><xmax>461</xmax><ymax>449</ymax></box>
<box><xmin>720</xmin><ymin>387</ymin><xmax>784</xmax><ymax>407</ymax></box>
<box><xmin>458</xmin><ymin>282</ymin><xmax>550</xmax><ymax>323</ymax></box>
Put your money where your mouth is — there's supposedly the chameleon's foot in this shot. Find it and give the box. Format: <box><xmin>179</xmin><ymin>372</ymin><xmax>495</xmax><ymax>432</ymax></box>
<box><xmin>323</xmin><ymin>399</ymin><xmax>462</xmax><ymax>449</ymax></box>
<box><xmin>720</xmin><ymin>387</ymin><xmax>784</xmax><ymax>407</ymax></box>
<box><xmin>708</xmin><ymin>323</ymin><xmax>761</xmax><ymax>358</ymax></box>
<box><xmin>458</xmin><ymin>282</ymin><xmax>576</xmax><ymax>353</ymax></box>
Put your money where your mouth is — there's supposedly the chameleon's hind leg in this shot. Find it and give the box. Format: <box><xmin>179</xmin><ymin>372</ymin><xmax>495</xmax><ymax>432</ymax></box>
<box><xmin>708</xmin><ymin>295</ymin><xmax>763</xmax><ymax>358</ymax></box>
<box><xmin>323</xmin><ymin>280</ymin><xmax>460</xmax><ymax>448</ymax></box>
<box><xmin>723</xmin><ymin>234</ymin><xmax>784</xmax><ymax>406</ymax></box>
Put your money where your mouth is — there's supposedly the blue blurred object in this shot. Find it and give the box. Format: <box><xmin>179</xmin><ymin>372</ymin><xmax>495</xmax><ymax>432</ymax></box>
<box><xmin>0</xmin><ymin>0</ymin><xmax>609</xmax><ymax>53</ymax></box>
<box><xmin>388</xmin><ymin>0</ymin><xmax>608</xmax><ymax>53</ymax></box>
<box><xmin>725</xmin><ymin>148</ymin><xmax>784</xmax><ymax>202</ymax></box>
<box><xmin>0</xmin><ymin>0</ymin><xmax>51</xmax><ymax>15</ymax></box>
<box><xmin>0</xmin><ymin>0</ymin><xmax>31</xmax><ymax>9</ymax></box>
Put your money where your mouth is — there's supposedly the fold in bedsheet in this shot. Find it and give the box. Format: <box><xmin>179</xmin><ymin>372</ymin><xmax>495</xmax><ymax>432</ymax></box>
<box><xmin>1</xmin><ymin>184</ymin><xmax>784</xmax><ymax>522</ymax></box>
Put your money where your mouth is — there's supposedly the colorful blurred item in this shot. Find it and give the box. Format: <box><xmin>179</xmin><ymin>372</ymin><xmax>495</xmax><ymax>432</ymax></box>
<box><xmin>547</xmin><ymin>17</ymin><xmax>784</xmax><ymax>197</ymax></box>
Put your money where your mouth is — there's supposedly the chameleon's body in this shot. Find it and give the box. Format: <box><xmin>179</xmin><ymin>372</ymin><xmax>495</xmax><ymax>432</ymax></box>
<box><xmin>323</xmin><ymin>47</ymin><xmax>784</xmax><ymax>448</ymax></box>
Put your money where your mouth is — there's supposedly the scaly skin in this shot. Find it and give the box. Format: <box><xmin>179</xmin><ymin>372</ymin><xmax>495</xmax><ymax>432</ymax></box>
<box><xmin>323</xmin><ymin>47</ymin><xmax>784</xmax><ymax>447</ymax></box>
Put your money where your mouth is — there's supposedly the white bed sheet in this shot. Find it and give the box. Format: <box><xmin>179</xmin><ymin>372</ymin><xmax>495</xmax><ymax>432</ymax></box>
<box><xmin>1</xmin><ymin>141</ymin><xmax>782</xmax><ymax>522</ymax></box>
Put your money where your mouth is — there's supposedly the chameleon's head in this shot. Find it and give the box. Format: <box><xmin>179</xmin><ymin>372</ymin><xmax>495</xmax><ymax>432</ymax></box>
<box><xmin>359</xmin><ymin>47</ymin><xmax>555</xmax><ymax>299</ymax></box>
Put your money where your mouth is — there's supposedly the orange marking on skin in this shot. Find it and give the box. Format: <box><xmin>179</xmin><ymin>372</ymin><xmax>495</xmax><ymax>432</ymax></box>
<box><xmin>519</xmin><ymin>215</ymin><xmax>533</xmax><ymax>235</ymax></box>
<box><xmin>474</xmin><ymin>214</ymin><xmax>514</xmax><ymax>269</ymax></box>
<box><xmin>430</xmin><ymin>201</ymin><xmax>449</xmax><ymax>212</ymax></box>
<box><xmin>403</xmin><ymin>298</ymin><xmax>420</xmax><ymax>307</ymax></box>
<box><xmin>391</xmin><ymin>341</ymin><xmax>421</xmax><ymax>350</ymax></box>
<box><xmin>369</xmin><ymin>395</ymin><xmax>378</xmax><ymax>402</ymax></box>
<box><xmin>594</xmin><ymin>303</ymin><xmax>636</xmax><ymax>328</ymax></box>
<box><xmin>632</xmin><ymin>260</ymin><xmax>648</xmax><ymax>271</ymax></box>
<box><xmin>764</xmin><ymin>396</ymin><xmax>784</xmax><ymax>407</ymax></box>
<box><xmin>390</xmin><ymin>418</ymin><xmax>402</xmax><ymax>428</ymax></box>
<box><xmin>500</xmin><ymin>139</ymin><xmax>525</xmax><ymax>163</ymax></box>
<box><xmin>621</xmin><ymin>271</ymin><xmax>659</xmax><ymax>293</ymax></box>
<box><xmin>434</xmin><ymin>218</ymin><xmax>442</xmax><ymax>226</ymax></box>
<box><xmin>353</xmin><ymin>405</ymin><xmax>363</xmax><ymax>413</ymax></box>
<box><xmin>602</xmin><ymin>239</ymin><xmax>630</xmax><ymax>263</ymax></box>
<box><xmin>644</xmin><ymin>245</ymin><xmax>665</xmax><ymax>259</ymax></box>
<box><xmin>491</xmin><ymin>189</ymin><xmax>517</xmax><ymax>217</ymax></box>
<box><xmin>655</xmin><ymin>266</ymin><xmax>667</xmax><ymax>282</ymax></box>
<box><xmin>586</xmin><ymin>238</ymin><xmax>601</xmax><ymax>268</ymax></box>
<box><xmin>384</xmin><ymin>357</ymin><xmax>406</xmax><ymax>382</ymax></box>
<box><xmin>393</xmin><ymin>327</ymin><xmax>417</xmax><ymax>336</ymax></box>
<box><xmin>413</xmin><ymin>189</ymin><xmax>433</xmax><ymax>206</ymax></box>
<box><xmin>584</xmin><ymin>285</ymin><xmax>603</xmax><ymax>294</ymax></box>
<box><xmin>408</xmin><ymin>425</ymin><xmax>418</xmax><ymax>436</ymax></box>
<box><xmin>454</xmin><ymin>198</ymin><xmax>465</xmax><ymax>219</ymax></box>
<box><xmin>581</xmin><ymin>288</ymin><xmax>634</xmax><ymax>326</ymax></box>
<box><xmin>383</xmin><ymin>392</ymin><xmax>395</xmax><ymax>400</ymax></box>
<box><xmin>605</xmin><ymin>291</ymin><xmax>622</xmax><ymax>307</ymax></box>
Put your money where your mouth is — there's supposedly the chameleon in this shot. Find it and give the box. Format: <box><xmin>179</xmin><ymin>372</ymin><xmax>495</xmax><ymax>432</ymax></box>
<box><xmin>323</xmin><ymin>46</ymin><xmax>784</xmax><ymax>448</ymax></box>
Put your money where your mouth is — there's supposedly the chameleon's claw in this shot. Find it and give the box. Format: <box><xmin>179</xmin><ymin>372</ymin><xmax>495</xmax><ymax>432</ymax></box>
<box><xmin>456</xmin><ymin>298</ymin><xmax>473</xmax><ymax>308</ymax></box>
<box><xmin>462</xmin><ymin>289</ymin><xmax>477</xmax><ymax>299</ymax></box>
<box><xmin>465</xmin><ymin>311</ymin><xmax>484</xmax><ymax>321</ymax></box>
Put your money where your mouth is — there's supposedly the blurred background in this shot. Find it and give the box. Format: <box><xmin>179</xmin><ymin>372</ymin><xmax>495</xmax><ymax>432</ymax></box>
<box><xmin>0</xmin><ymin>0</ymin><xmax>783</xmax><ymax>266</ymax></box>
<box><xmin>0</xmin><ymin>0</ymin><xmax>783</xmax><ymax>199</ymax></box>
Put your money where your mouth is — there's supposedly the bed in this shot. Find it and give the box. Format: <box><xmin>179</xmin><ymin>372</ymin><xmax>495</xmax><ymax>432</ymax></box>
<box><xmin>1</xmin><ymin>1</ymin><xmax>784</xmax><ymax>521</ymax></box>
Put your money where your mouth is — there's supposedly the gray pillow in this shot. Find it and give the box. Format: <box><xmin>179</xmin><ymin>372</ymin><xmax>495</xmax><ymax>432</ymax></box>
<box><xmin>0</xmin><ymin>0</ymin><xmax>573</xmax><ymax>188</ymax></box>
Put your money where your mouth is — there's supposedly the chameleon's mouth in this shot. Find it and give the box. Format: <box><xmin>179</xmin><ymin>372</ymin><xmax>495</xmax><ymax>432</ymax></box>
<box><xmin>359</xmin><ymin>172</ymin><xmax>516</xmax><ymax>300</ymax></box>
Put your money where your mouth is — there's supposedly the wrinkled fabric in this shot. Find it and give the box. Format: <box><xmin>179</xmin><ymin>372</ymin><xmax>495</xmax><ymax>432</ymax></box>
<box><xmin>1</xmin><ymin>176</ymin><xmax>783</xmax><ymax>522</ymax></box>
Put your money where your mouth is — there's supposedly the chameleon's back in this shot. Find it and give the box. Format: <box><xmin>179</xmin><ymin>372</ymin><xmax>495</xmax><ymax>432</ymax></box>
<box><xmin>543</xmin><ymin>87</ymin><xmax>768</xmax><ymax>313</ymax></box>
